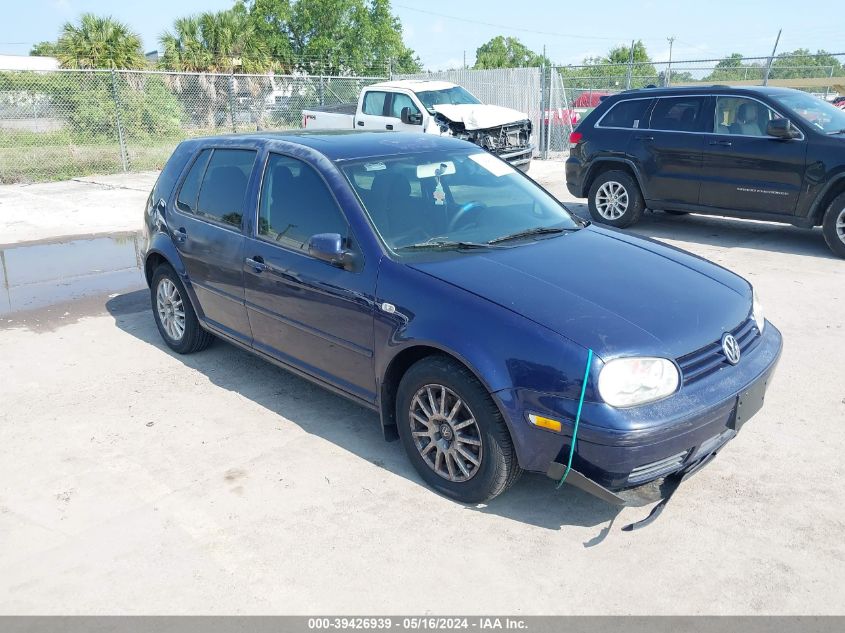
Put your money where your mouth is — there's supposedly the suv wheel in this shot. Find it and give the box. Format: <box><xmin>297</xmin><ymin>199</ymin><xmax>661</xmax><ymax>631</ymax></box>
<box><xmin>395</xmin><ymin>356</ymin><xmax>522</xmax><ymax>504</ymax></box>
<box><xmin>588</xmin><ymin>170</ymin><xmax>645</xmax><ymax>228</ymax></box>
<box><xmin>151</xmin><ymin>264</ymin><xmax>214</xmax><ymax>354</ymax></box>
<box><xmin>822</xmin><ymin>192</ymin><xmax>845</xmax><ymax>259</ymax></box>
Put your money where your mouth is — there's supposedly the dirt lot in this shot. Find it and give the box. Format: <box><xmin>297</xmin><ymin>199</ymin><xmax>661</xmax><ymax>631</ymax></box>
<box><xmin>1</xmin><ymin>161</ymin><xmax>844</xmax><ymax>614</ymax></box>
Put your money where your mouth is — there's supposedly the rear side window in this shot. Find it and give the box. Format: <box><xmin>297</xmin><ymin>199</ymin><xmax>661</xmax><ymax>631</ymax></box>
<box><xmin>599</xmin><ymin>99</ymin><xmax>652</xmax><ymax>129</ymax></box>
<box><xmin>176</xmin><ymin>149</ymin><xmax>211</xmax><ymax>214</ymax></box>
<box><xmin>196</xmin><ymin>149</ymin><xmax>257</xmax><ymax>228</ymax></box>
<box><xmin>362</xmin><ymin>91</ymin><xmax>387</xmax><ymax>116</ymax></box>
<box><xmin>649</xmin><ymin>97</ymin><xmax>708</xmax><ymax>132</ymax></box>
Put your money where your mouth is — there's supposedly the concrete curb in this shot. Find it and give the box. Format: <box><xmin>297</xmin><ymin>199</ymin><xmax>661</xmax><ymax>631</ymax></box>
<box><xmin>0</xmin><ymin>230</ymin><xmax>146</xmax><ymax>315</ymax></box>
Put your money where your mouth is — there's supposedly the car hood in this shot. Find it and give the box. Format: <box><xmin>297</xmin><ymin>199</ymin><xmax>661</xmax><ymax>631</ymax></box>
<box><xmin>408</xmin><ymin>226</ymin><xmax>752</xmax><ymax>360</ymax></box>
<box><xmin>432</xmin><ymin>104</ymin><xmax>529</xmax><ymax>130</ymax></box>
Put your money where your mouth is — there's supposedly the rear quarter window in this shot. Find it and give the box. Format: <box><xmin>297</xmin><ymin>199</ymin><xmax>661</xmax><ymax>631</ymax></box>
<box><xmin>153</xmin><ymin>141</ymin><xmax>196</xmax><ymax>203</ymax></box>
<box><xmin>598</xmin><ymin>99</ymin><xmax>653</xmax><ymax>129</ymax></box>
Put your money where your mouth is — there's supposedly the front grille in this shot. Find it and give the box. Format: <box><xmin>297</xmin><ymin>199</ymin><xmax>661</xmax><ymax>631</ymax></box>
<box><xmin>677</xmin><ymin>316</ymin><xmax>761</xmax><ymax>385</ymax></box>
<box><xmin>627</xmin><ymin>450</ymin><xmax>689</xmax><ymax>484</ymax></box>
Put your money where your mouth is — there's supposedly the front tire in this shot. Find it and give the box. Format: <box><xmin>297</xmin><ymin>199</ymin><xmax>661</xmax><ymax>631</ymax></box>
<box><xmin>395</xmin><ymin>356</ymin><xmax>521</xmax><ymax>503</ymax></box>
<box><xmin>588</xmin><ymin>170</ymin><xmax>645</xmax><ymax>228</ymax></box>
<box><xmin>151</xmin><ymin>264</ymin><xmax>213</xmax><ymax>354</ymax></box>
<box><xmin>822</xmin><ymin>193</ymin><xmax>845</xmax><ymax>259</ymax></box>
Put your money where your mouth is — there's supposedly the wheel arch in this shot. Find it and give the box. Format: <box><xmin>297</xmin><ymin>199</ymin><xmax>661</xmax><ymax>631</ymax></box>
<box><xmin>584</xmin><ymin>158</ymin><xmax>647</xmax><ymax>200</ymax></box>
<box><xmin>809</xmin><ymin>174</ymin><xmax>845</xmax><ymax>225</ymax></box>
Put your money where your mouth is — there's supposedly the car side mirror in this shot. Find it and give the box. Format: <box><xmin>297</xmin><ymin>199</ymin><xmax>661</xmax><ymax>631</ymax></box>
<box><xmin>401</xmin><ymin>107</ymin><xmax>422</xmax><ymax>125</ymax></box>
<box><xmin>767</xmin><ymin>118</ymin><xmax>799</xmax><ymax>140</ymax></box>
<box><xmin>307</xmin><ymin>233</ymin><xmax>355</xmax><ymax>270</ymax></box>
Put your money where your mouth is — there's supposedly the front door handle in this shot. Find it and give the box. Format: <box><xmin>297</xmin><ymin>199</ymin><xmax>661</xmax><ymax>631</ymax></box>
<box><xmin>357</xmin><ymin>121</ymin><xmax>364</xmax><ymax>127</ymax></box>
<box><xmin>634</xmin><ymin>134</ymin><xmax>654</xmax><ymax>141</ymax></box>
<box><xmin>174</xmin><ymin>227</ymin><xmax>187</xmax><ymax>243</ymax></box>
<box><xmin>386</xmin><ymin>124</ymin><xmax>394</xmax><ymax>130</ymax></box>
<box><xmin>245</xmin><ymin>256</ymin><xmax>267</xmax><ymax>273</ymax></box>
<box><xmin>709</xmin><ymin>140</ymin><xmax>732</xmax><ymax>146</ymax></box>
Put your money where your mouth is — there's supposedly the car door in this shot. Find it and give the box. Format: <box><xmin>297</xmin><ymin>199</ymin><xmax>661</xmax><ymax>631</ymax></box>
<box><xmin>388</xmin><ymin>91</ymin><xmax>424</xmax><ymax>132</ymax></box>
<box><xmin>243</xmin><ymin>152</ymin><xmax>378</xmax><ymax>403</ymax></box>
<box><xmin>628</xmin><ymin>95</ymin><xmax>707</xmax><ymax>205</ymax></box>
<box><xmin>699</xmin><ymin>95</ymin><xmax>808</xmax><ymax>214</ymax></box>
<box><xmin>171</xmin><ymin>146</ymin><xmax>257</xmax><ymax>345</ymax></box>
<box><xmin>355</xmin><ymin>89</ymin><xmax>394</xmax><ymax>131</ymax></box>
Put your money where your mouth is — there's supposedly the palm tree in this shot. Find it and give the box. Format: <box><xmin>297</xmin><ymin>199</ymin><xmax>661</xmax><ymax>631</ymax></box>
<box><xmin>57</xmin><ymin>13</ymin><xmax>145</xmax><ymax>69</ymax></box>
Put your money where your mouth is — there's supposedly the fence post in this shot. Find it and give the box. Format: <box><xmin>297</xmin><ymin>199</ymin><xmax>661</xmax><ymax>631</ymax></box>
<box><xmin>763</xmin><ymin>29</ymin><xmax>782</xmax><ymax>86</ymax></box>
<box><xmin>229</xmin><ymin>70</ymin><xmax>237</xmax><ymax>133</ymax></box>
<box><xmin>625</xmin><ymin>40</ymin><xmax>635</xmax><ymax>90</ymax></box>
<box><xmin>110</xmin><ymin>69</ymin><xmax>129</xmax><ymax>173</ymax></box>
<box><xmin>538</xmin><ymin>64</ymin><xmax>547</xmax><ymax>160</ymax></box>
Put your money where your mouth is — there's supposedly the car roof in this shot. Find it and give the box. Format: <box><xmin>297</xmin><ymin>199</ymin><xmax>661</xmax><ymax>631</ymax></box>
<box><xmin>368</xmin><ymin>79</ymin><xmax>457</xmax><ymax>92</ymax></box>
<box><xmin>182</xmin><ymin>130</ymin><xmax>475</xmax><ymax>161</ymax></box>
<box><xmin>609</xmin><ymin>85</ymin><xmax>801</xmax><ymax>99</ymax></box>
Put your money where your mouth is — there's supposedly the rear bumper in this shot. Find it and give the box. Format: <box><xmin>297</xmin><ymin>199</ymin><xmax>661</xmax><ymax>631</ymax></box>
<box><xmin>565</xmin><ymin>156</ymin><xmax>585</xmax><ymax>197</ymax></box>
<box><xmin>493</xmin><ymin>322</ymin><xmax>782</xmax><ymax>491</ymax></box>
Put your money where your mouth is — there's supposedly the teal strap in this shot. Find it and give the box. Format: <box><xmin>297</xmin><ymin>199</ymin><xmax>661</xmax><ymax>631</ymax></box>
<box><xmin>556</xmin><ymin>348</ymin><xmax>594</xmax><ymax>489</ymax></box>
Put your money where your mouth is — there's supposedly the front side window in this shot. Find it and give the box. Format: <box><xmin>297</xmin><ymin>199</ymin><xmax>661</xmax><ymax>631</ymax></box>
<box><xmin>176</xmin><ymin>149</ymin><xmax>212</xmax><ymax>214</ymax></box>
<box><xmin>341</xmin><ymin>150</ymin><xmax>581</xmax><ymax>253</ymax></box>
<box><xmin>598</xmin><ymin>99</ymin><xmax>653</xmax><ymax>129</ymax></box>
<box><xmin>258</xmin><ymin>154</ymin><xmax>349</xmax><ymax>251</ymax></box>
<box><xmin>362</xmin><ymin>91</ymin><xmax>388</xmax><ymax>116</ymax></box>
<box><xmin>714</xmin><ymin>97</ymin><xmax>778</xmax><ymax>136</ymax></box>
<box><xmin>193</xmin><ymin>149</ymin><xmax>257</xmax><ymax>228</ymax></box>
<box><xmin>390</xmin><ymin>93</ymin><xmax>420</xmax><ymax>119</ymax></box>
<box><xmin>649</xmin><ymin>96</ymin><xmax>707</xmax><ymax>132</ymax></box>
<box><xmin>771</xmin><ymin>91</ymin><xmax>845</xmax><ymax>134</ymax></box>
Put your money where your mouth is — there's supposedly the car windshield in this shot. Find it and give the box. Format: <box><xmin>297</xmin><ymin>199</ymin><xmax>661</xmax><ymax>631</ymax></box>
<box><xmin>771</xmin><ymin>91</ymin><xmax>845</xmax><ymax>133</ymax></box>
<box><xmin>416</xmin><ymin>86</ymin><xmax>481</xmax><ymax>111</ymax></box>
<box><xmin>340</xmin><ymin>150</ymin><xmax>581</xmax><ymax>253</ymax></box>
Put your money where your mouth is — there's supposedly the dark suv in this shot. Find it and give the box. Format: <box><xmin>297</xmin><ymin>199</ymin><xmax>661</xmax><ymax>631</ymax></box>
<box><xmin>566</xmin><ymin>86</ymin><xmax>845</xmax><ymax>258</ymax></box>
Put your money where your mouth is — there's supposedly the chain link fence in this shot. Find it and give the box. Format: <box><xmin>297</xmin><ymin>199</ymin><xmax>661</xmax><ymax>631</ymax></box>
<box><xmin>0</xmin><ymin>69</ymin><xmax>385</xmax><ymax>183</ymax></box>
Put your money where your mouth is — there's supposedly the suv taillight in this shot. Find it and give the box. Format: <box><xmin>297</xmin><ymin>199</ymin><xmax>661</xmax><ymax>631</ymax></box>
<box><xmin>569</xmin><ymin>131</ymin><xmax>583</xmax><ymax>144</ymax></box>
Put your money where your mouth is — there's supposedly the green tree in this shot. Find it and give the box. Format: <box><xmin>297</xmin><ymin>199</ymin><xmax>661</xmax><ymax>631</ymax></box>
<box><xmin>30</xmin><ymin>41</ymin><xmax>59</xmax><ymax>57</ymax></box>
<box><xmin>703</xmin><ymin>53</ymin><xmax>764</xmax><ymax>82</ymax></box>
<box><xmin>473</xmin><ymin>36</ymin><xmax>550</xmax><ymax>69</ymax></box>
<box><xmin>56</xmin><ymin>13</ymin><xmax>146</xmax><ymax>69</ymax></box>
<box><xmin>769</xmin><ymin>49</ymin><xmax>845</xmax><ymax>79</ymax></box>
<box><xmin>560</xmin><ymin>40</ymin><xmax>657</xmax><ymax>90</ymax></box>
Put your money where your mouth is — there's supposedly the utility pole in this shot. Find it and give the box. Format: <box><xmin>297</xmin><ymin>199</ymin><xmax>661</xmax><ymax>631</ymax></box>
<box><xmin>666</xmin><ymin>36</ymin><xmax>675</xmax><ymax>87</ymax></box>
<box><xmin>463</xmin><ymin>50</ymin><xmax>466</xmax><ymax>70</ymax></box>
<box><xmin>763</xmin><ymin>29</ymin><xmax>782</xmax><ymax>86</ymax></box>
<box><xmin>625</xmin><ymin>40</ymin><xmax>635</xmax><ymax>90</ymax></box>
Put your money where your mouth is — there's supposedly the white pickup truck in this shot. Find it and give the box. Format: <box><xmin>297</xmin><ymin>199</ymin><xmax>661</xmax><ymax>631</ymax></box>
<box><xmin>301</xmin><ymin>80</ymin><xmax>534</xmax><ymax>169</ymax></box>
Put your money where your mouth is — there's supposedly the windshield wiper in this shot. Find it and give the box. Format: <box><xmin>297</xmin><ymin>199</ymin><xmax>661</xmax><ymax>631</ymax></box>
<box><xmin>395</xmin><ymin>237</ymin><xmax>495</xmax><ymax>251</ymax></box>
<box><xmin>827</xmin><ymin>128</ymin><xmax>845</xmax><ymax>135</ymax></box>
<box><xmin>487</xmin><ymin>226</ymin><xmax>570</xmax><ymax>245</ymax></box>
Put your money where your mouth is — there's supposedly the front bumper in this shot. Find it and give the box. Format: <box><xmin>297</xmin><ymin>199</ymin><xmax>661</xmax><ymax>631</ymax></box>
<box><xmin>493</xmin><ymin>322</ymin><xmax>783</xmax><ymax>491</ymax></box>
<box><xmin>496</xmin><ymin>145</ymin><xmax>533</xmax><ymax>167</ymax></box>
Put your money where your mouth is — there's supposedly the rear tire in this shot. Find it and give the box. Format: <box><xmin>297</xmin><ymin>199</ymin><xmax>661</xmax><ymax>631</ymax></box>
<box><xmin>151</xmin><ymin>264</ymin><xmax>213</xmax><ymax>354</ymax></box>
<box><xmin>588</xmin><ymin>170</ymin><xmax>645</xmax><ymax>228</ymax></box>
<box><xmin>395</xmin><ymin>356</ymin><xmax>521</xmax><ymax>503</ymax></box>
<box><xmin>822</xmin><ymin>193</ymin><xmax>845</xmax><ymax>259</ymax></box>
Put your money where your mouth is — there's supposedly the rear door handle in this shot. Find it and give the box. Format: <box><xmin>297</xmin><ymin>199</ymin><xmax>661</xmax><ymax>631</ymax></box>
<box><xmin>174</xmin><ymin>227</ymin><xmax>187</xmax><ymax>243</ymax></box>
<box><xmin>634</xmin><ymin>135</ymin><xmax>654</xmax><ymax>141</ymax></box>
<box><xmin>386</xmin><ymin>124</ymin><xmax>394</xmax><ymax>130</ymax></box>
<box><xmin>357</xmin><ymin>121</ymin><xmax>364</xmax><ymax>127</ymax></box>
<box><xmin>245</xmin><ymin>256</ymin><xmax>267</xmax><ymax>273</ymax></box>
<box><xmin>709</xmin><ymin>140</ymin><xmax>732</xmax><ymax>146</ymax></box>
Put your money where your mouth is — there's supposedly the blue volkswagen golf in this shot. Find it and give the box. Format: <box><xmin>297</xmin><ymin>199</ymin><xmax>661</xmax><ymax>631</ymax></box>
<box><xmin>142</xmin><ymin>131</ymin><xmax>782</xmax><ymax>513</ymax></box>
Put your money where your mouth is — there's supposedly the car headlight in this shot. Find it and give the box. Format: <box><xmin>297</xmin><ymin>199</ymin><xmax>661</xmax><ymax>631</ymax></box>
<box><xmin>752</xmin><ymin>288</ymin><xmax>765</xmax><ymax>333</ymax></box>
<box><xmin>598</xmin><ymin>357</ymin><xmax>680</xmax><ymax>408</ymax></box>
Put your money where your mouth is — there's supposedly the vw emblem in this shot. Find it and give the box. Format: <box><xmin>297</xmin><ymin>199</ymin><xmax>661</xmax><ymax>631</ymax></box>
<box><xmin>722</xmin><ymin>333</ymin><xmax>741</xmax><ymax>365</ymax></box>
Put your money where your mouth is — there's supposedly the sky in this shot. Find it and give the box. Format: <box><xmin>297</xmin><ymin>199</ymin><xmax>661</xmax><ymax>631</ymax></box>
<box><xmin>0</xmin><ymin>0</ymin><xmax>842</xmax><ymax>69</ymax></box>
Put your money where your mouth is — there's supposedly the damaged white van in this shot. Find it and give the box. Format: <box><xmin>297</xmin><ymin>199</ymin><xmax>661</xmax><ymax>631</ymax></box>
<box><xmin>301</xmin><ymin>80</ymin><xmax>534</xmax><ymax>170</ymax></box>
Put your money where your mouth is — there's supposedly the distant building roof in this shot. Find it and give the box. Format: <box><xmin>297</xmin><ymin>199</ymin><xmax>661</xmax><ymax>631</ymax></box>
<box><xmin>145</xmin><ymin>50</ymin><xmax>160</xmax><ymax>62</ymax></box>
<box><xmin>0</xmin><ymin>55</ymin><xmax>60</xmax><ymax>71</ymax></box>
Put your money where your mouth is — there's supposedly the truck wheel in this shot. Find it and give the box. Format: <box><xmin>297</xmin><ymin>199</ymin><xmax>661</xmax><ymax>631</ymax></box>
<box><xmin>151</xmin><ymin>264</ymin><xmax>214</xmax><ymax>354</ymax></box>
<box><xmin>588</xmin><ymin>170</ymin><xmax>644</xmax><ymax>228</ymax></box>
<box><xmin>822</xmin><ymin>193</ymin><xmax>845</xmax><ymax>259</ymax></box>
<box><xmin>395</xmin><ymin>356</ymin><xmax>522</xmax><ymax>504</ymax></box>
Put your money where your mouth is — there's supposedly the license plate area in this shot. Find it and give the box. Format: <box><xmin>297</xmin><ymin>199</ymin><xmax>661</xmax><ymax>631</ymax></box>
<box><xmin>731</xmin><ymin>377</ymin><xmax>769</xmax><ymax>431</ymax></box>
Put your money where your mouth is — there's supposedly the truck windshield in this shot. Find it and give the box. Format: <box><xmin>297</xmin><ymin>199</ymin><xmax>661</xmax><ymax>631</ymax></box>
<box><xmin>771</xmin><ymin>92</ymin><xmax>845</xmax><ymax>134</ymax></box>
<box><xmin>416</xmin><ymin>86</ymin><xmax>481</xmax><ymax>111</ymax></box>
<box><xmin>340</xmin><ymin>150</ymin><xmax>580</xmax><ymax>253</ymax></box>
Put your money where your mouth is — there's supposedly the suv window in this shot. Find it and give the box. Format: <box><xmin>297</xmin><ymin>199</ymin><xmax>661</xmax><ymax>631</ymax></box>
<box><xmin>362</xmin><ymin>91</ymin><xmax>388</xmax><ymax>116</ymax></box>
<box><xmin>714</xmin><ymin>96</ymin><xmax>778</xmax><ymax>136</ymax></box>
<box><xmin>176</xmin><ymin>149</ymin><xmax>211</xmax><ymax>214</ymax></box>
<box><xmin>390</xmin><ymin>93</ymin><xmax>420</xmax><ymax>119</ymax></box>
<box><xmin>193</xmin><ymin>149</ymin><xmax>257</xmax><ymax>228</ymax></box>
<box><xmin>649</xmin><ymin>96</ymin><xmax>707</xmax><ymax>132</ymax></box>
<box><xmin>258</xmin><ymin>154</ymin><xmax>349</xmax><ymax>252</ymax></box>
<box><xmin>599</xmin><ymin>98</ymin><xmax>652</xmax><ymax>129</ymax></box>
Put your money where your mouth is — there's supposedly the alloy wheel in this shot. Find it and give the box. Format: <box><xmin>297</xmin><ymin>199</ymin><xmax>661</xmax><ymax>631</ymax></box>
<box><xmin>156</xmin><ymin>278</ymin><xmax>186</xmax><ymax>342</ymax></box>
<box><xmin>595</xmin><ymin>181</ymin><xmax>629</xmax><ymax>220</ymax></box>
<box><xmin>837</xmin><ymin>207</ymin><xmax>845</xmax><ymax>244</ymax></box>
<box><xmin>409</xmin><ymin>384</ymin><xmax>483</xmax><ymax>483</ymax></box>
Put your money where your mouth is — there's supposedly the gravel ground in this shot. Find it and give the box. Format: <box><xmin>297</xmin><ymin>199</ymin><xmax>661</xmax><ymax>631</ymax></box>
<box><xmin>0</xmin><ymin>160</ymin><xmax>843</xmax><ymax>614</ymax></box>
